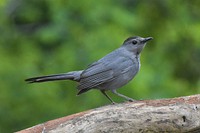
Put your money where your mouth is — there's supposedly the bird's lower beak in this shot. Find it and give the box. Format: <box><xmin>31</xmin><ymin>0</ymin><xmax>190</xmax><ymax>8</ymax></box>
<box><xmin>142</xmin><ymin>37</ymin><xmax>153</xmax><ymax>43</ymax></box>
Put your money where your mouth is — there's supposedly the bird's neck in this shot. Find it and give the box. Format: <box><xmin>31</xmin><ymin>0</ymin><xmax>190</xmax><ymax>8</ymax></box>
<box><xmin>119</xmin><ymin>47</ymin><xmax>140</xmax><ymax>60</ymax></box>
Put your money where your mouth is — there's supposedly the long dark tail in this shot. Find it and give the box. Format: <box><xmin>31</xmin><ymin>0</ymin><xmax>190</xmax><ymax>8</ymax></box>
<box><xmin>25</xmin><ymin>71</ymin><xmax>83</xmax><ymax>83</ymax></box>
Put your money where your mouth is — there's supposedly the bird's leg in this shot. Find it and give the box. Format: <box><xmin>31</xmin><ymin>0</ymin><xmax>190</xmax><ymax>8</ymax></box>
<box><xmin>112</xmin><ymin>90</ymin><xmax>135</xmax><ymax>102</ymax></box>
<box><xmin>100</xmin><ymin>90</ymin><xmax>115</xmax><ymax>104</ymax></box>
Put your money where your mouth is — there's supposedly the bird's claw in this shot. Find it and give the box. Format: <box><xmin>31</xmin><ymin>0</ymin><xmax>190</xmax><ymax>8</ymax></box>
<box><xmin>127</xmin><ymin>98</ymin><xmax>135</xmax><ymax>102</ymax></box>
<box><xmin>111</xmin><ymin>102</ymin><xmax>116</xmax><ymax>105</ymax></box>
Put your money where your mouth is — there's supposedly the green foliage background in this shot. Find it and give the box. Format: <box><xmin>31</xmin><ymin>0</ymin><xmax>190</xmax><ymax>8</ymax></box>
<box><xmin>0</xmin><ymin>0</ymin><xmax>200</xmax><ymax>132</ymax></box>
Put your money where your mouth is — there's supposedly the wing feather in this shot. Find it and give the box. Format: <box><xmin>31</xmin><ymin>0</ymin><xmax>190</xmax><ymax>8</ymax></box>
<box><xmin>77</xmin><ymin>62</ymin><xmax>114</xmax><ymax>90</ymax></box>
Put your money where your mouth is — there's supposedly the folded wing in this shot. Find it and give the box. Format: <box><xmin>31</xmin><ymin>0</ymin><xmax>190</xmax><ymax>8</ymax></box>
<box><xmin>77</xmin><ymin>62</ymin><xmax>114</xmax><ymax>94</ymax></box>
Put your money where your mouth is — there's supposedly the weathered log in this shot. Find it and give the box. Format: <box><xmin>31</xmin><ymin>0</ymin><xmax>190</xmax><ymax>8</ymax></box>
<box><xmin>17</xmin><ymin>94</ymin><xmax>200</xmax><ymax>133</ymax></box>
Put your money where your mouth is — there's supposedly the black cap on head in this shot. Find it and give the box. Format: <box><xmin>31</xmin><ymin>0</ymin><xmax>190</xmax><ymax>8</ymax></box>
<box><xmin>124</xmin><ymin>36</ymin><xmax>141</xmax><ymax>43</ymax></box>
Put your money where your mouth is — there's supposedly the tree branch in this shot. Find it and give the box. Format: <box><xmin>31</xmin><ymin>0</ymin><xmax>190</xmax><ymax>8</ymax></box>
<box><xmin>17</xmin><ymin>94</ymin><xmax>200</xmax><ymax>133</ymax></box>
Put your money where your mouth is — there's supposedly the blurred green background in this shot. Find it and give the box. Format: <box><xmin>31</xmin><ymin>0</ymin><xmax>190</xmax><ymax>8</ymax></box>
<box><xmin>1</xmin><ymin>0</ymin><xmax>200</xmax><ymax>132</ymax></box>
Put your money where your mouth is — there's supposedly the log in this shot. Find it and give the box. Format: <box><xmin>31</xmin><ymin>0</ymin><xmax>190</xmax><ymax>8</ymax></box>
<box><xmin>17</xmin><ymin>94</ymin><xmax>200</xmax><ymax>133</ymax></box>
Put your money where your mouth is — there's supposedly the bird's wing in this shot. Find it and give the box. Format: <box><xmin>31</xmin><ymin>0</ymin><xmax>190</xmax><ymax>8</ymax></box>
<box><xmin>77</xmin><ymin>61</ymin><xmax>115</xmax><ymax>91</ymax></box>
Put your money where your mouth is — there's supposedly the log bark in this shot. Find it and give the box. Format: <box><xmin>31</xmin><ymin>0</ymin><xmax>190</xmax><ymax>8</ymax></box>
<box><xmin>17</xmin><ymin>94</ymin><xmax>200</xmax><ymax>133</ymax></box>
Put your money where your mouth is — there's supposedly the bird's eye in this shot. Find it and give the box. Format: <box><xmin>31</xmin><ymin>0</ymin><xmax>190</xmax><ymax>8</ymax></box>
<box><xmin>132</xmin><ymin>40</ymin><xmax>137</xmax><ymax>45</ymax></box>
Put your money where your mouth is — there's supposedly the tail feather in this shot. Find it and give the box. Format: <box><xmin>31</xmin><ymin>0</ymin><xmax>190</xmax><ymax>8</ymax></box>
<box><xmin>25</xmin><ymin>71</ymin><xmax>83</xmax><ymax>83</ymax></box>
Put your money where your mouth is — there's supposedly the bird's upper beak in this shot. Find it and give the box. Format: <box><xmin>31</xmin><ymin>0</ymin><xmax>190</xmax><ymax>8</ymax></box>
<box><xmin>142</xmin><ymin>37</ymin><xmax>153</xmax><ymax>43</ymax></box>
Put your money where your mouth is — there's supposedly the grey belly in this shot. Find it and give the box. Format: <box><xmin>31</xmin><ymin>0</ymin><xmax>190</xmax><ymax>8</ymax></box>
<box><xmin>97</xmin><ymin>66</ymin><xmax>139</xmax><ymax>90</ymax></box>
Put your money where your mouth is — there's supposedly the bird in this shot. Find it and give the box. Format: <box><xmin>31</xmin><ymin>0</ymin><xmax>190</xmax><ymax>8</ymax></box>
<box><xmin>25</xmin><ymin>36</ymin><xmax>153</xmax><ymax>104</ymax></box>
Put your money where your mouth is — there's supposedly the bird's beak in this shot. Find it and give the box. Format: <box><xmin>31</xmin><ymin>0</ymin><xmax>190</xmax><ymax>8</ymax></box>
<box><xmin>142</xmin><ymin>37</ymin><xmax>153</xmax><ymax>43</ymax></box>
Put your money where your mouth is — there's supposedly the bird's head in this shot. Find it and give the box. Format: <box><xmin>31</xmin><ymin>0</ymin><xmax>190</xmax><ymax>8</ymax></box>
<box><xmin>122</xmin><ymin>36</ymin><xmax>153</xmax><ymax>55</ymax></box>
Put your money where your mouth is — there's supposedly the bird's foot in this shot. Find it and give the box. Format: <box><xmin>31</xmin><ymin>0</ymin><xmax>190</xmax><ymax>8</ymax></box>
<box><xmin>127</xmin><ymin>98</ymin><xmax>136</xmax><ymax>102</ymax></box>
<box><xmin>111</xmin><ymin>102</ymin><xmax>116</xmax><ymax>105</ymax></box>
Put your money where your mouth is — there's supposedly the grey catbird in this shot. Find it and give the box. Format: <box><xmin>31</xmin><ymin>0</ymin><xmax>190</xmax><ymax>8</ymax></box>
<box><xmin>25</xmin><ymin>36</ymin><xmax>153</xmax><ymax>104</ymax></box>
